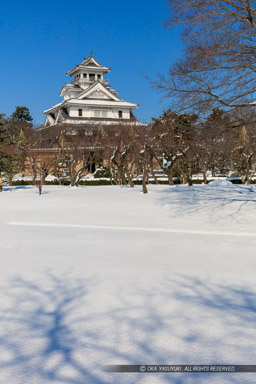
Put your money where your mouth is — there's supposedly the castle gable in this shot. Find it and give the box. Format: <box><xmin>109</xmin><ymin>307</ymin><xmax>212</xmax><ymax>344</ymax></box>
<box><xmin>77</xmin><ymin>82</ymin><xmax>121</xmax><ymax>102</ymax></box>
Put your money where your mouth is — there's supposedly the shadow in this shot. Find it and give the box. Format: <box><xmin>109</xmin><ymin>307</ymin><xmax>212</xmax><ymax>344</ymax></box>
<box><xmin>3</xmin><ymin>186</ymin><xmax>50</xmax><ymax>194</ymax></box>
<box><xmin>104</xmin><ymin>275</ymin><xmax>256</xmax><ymax>383</ymax></box>
<box><xmin>3</xmin><ymin>186</ymin><xmax>34</xmax><ymax>192</ymax></box>
<box><xmin>153</xmin><ymin>184</ymin><xmax>256</xmax><ymax>223</ymax></box>
<box><xmin>0</xmin><ymin>272</ymin><xmax>107</xmax><ymax>383</ymax></box>
<box><xmin>0</xmin><ymin>272</ymin><xmax>255</xmax><ymax>383</ymax></box>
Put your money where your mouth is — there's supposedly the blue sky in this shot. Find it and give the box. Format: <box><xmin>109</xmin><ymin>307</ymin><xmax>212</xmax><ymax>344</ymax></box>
<box><xmin>0</xmin><ymin>0</ymin><xmax>182</xmax><ymax>125</ymax></box>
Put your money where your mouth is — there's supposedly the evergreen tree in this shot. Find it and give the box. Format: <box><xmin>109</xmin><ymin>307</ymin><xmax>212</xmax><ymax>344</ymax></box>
<box><xmin>0</xmin><ymin>114</ymin><xmax>20</xmax><ymax>175</ymax></box>
<box><xmin>11</xmin><ymin>106</ymin><xmax>33</xmax><ymax>122</ymax></box>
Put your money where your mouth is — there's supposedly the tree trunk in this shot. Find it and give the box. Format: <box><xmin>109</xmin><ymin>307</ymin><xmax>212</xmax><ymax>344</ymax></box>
<box><xmin>188</xmin><ymin>176</ymin><xmax>193</xmax><ymax>186</ymax></box>
<box><xmin>203</xmin><ymin>169</ymin><xmax>207</xmax><ymax>184</ymax></box>
<box><xmin>126</xmin><ymin>168</ymin><xmax>134</xmax><ymax>188</ymax></box>
<box><xmin>121</xmin><ymin>175</ymin><xmax>126</xmax><ymax>185</ymax></box>
<box><xmin>167</xmin><ymin>167</ymin><xmax>174</xmax><ymax>185</ymax></box>
<box><xmin>70</xmin><ymin>176</ymin><xmax>75</xmax><ymax>187</ymax></box>
<box><xmin>187</xmin><ymin>166</ymin><xmax>193</xmax><ymax>186</ymax></box>
<box><xmin>150</xmin><ymin>157</ymin><xmax>159</xmax><ymax>184</ymax></box>
<box><xmin>180</xmin><ymin>170</ymin><xmax>187</xmax><ymax>184</ymax></box>
<box><xmin>70</xmin><ymin>166</ymin><xmax>75</xmax><ymax>187</ymax></box>
<box><xmin>8</xmin><ymin>174</ymin><xmax>14</xmax><ymax>186</ymax></box>
<box><xmin>142</xmin><ymin>162</ymin><xmax>148</xmax><ymax>194</ymax></box>
<box><xmin>246</xmin><ymin>170</ymin><xmax>251</xmax><ymax>185</ymax></box>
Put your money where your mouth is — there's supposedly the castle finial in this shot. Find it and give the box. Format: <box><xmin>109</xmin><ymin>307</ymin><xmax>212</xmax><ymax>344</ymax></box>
<box><xmin>90</xmin><ymin>51</ymin><xmax>93</xmax><ymax>57</ymax></box>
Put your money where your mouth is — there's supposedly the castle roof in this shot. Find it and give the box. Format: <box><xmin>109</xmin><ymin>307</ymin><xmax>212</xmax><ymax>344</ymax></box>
<box><xmin>66</xmin><ymin>52</ymin><xmax>111</xmax><ymax>76</ymax></box>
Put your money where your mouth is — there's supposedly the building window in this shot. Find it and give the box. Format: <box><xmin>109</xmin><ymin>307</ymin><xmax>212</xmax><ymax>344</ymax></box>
<box><xmin>83</xmin><ymin>73</ymin><xmax>87</xmax><ymax>78</ymax></box>
<box><xmin>119</xmin><ymin>111</ymin><xmax>123</xmax><ymax>118</ymax></box>
<box><xmin>78</xmin><ymin>109</ymin><xmax>83</xmax><ymax>116</ymax></box>
<box><xmin>98</xmin><ymin>74</ymin><xmax>101</xmax><ymax>80</ymax></box>
<box><xmin>89</xmin><ymin>73</ymin><xmax>95</xmax><ymax>81</ymax></box>
<box><xmin>94</xmin><ymin>110</ymin><xmax>108</xmax><ymax>118</ymax></box>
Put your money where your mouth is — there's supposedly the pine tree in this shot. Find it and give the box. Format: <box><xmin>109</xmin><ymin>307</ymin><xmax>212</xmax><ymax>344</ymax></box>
<box><xmin>0</xmin><ymin>114</ymin><xmax>20</xmax><ymax>176</ymax></box>
<box><xmin>11</xmin><ymin>106</ymin><xmax>33</xmax><ymax>122</ymax></box>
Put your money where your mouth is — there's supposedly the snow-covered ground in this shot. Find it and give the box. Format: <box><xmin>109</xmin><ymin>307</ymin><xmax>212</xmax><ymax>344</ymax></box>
<box><xmin>1</xmin><ymin>183</ymin><xmax>256</xmax><ymax>384</ymax></box>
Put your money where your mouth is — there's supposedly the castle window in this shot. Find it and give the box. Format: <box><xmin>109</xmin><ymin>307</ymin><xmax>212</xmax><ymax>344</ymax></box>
<box><xmin>98</xmin><ymin>74</ymin><xmax>101</xmax><ymax>80</ymax></box>
<box><xmin>89</xmin><ymin>73</ymin><xmax>95</xmax><ymax>81</ymax></box>
<box><xmin>78</xmin><ymin>109</ymin><xmax>83</xmax><ymax>116</ymax></box>
<box><xmin>119</xmin><ymin>111</ymin><xmax>123</xmax><ymax>118</ymax></box>
<box><xmin>83</xmin><ymin>73</ymin><xmax>87</xmax><ymax>78</ymax></box>
<box><xmin>94</xmin><ymin>110</ymin><xmax>108</xmax><ymax>118</ymax></box>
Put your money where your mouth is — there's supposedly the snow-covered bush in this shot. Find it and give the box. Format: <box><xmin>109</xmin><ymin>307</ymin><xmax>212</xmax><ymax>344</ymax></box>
<box><xmin>208</xmin><ymin>180</ymin><xmax>233</xmax><ymax>187</ymax></box>
<box><xmin>94</xmin><ymin>167</ymin><xmax>112</xmax><ymax>179</ymax></box>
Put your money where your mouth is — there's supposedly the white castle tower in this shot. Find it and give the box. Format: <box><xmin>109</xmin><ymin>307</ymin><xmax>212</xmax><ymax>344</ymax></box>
<box><xmin>43</xmin><ymin>52</ymin><xmax>143</xmax><ymax>127</ymax></box>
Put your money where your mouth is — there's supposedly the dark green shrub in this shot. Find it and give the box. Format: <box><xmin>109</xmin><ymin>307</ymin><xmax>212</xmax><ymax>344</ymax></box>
<box><xmin>79</xmin><ymin>179</ymin><xmax>112</xmax><ymax>186</ymax></box>
<box><xmin>12</xmin><ymin>180</ymin><xmax>33</xmax><ymax>186</ymax></box>
<box><xmin>45</xmin><ymin>180</ymin><xmax>60</xmax><ymax>185</ymax></box>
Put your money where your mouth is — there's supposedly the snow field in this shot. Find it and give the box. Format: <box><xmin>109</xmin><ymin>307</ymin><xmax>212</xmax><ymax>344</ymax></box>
<box><xmin>1</xmin><ymin>184</ymin><xmax>256</xmax><ymax>383</ymax></box>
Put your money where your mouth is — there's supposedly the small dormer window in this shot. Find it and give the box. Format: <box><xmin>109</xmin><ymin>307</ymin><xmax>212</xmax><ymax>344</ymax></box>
<box><xmin>83</xmin><ymin>73</ymin><xmax>87</xmax><ymax>78</ymax></box>
<box><xmin>119</xmin><ymin>111</ymin><xmax>123</xmax><ymax>118</ymax></box>
<box><xmin>98</xmin><ymin>74</ymin><xmax>101</xmax><ymax>80</ymax></box>
<box><xmin>89</xmin><ymin>73</ymin><xmax>95</xmax><ymax>81</ymax></box>
<box><xmin>78</xmin><ymin>109</ymin><xmax>83</xmax><ymax>116</ymax></box>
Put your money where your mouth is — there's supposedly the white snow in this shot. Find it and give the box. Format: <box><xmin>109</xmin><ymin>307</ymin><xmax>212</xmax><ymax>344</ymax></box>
<box><xmin>1</xmin><ymin>184</ymin><xmax>256</xmax><ymax>383</ymax></box>
<box><xmin>208</xmin><ymin>179</ymin><xmax>234</xmax><ymax>187</ymax></box>
<box><xmin>45</xmin><ymin>174</ymin><xmax>59</xmax><ymax>182</ymax></box>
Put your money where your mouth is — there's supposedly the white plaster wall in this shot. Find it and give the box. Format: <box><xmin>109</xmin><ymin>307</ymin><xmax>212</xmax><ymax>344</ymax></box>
<box><xmin>123</xmin><ymin>110</ymin><xmax>130</xmax><ymax>119</ymax></box>
<box><xmin>112</xmin><ymin>109</ymin><xmax>130</xmax><ymax>119</ymax></box>
<box><xmin>68</xmin><ymin>107</ymin><xmax>81</xmax><ymax>117</ymax></box>
<box><xmin>68</xmin><ymin>107</ymin><xmax>131</xmax><ymax>119</ymax></box>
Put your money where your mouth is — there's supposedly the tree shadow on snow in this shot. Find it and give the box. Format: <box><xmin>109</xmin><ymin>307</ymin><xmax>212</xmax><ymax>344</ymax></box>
<box><xmin>3</xmin><ymin>186</ymin><xmax>34</xmax><ymax>192</ymax></box>
<box><xmin>0</xmin><ymin>272</ymin><xmax>107</xmax><ymax>384</ymax></box>
<box><xmin>0</xmin><ymin>273</ymin><xmax>255</xmax><ymax>383</ymax></box>
<box><xmin>153</xmin><ymin>184</ymin><xmax>256</xmax><ymax>222</ymax></box>
<box><xmin>3</xmin><ymin>186</ymin><xmax>50</xmax><ymax>194</ymax></box>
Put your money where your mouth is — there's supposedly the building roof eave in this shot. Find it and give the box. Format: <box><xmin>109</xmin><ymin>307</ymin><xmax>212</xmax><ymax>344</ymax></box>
<box><xmin>43</xmin><ymin>101</ymin><xmax>66</xmax><ymax>114</ymax></box>
<box><xmin>66</xmin><ymin>66</ymin><xmax>111</xmax><ymax>76</ymax></box>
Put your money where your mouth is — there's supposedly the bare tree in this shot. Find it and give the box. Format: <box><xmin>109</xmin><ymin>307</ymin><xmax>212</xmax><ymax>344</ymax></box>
<box><xmin>53</xmin><ymin>129</ymin><xmax>92</xmax><ymax>187</ymax></box>
<box><xmin>27</xmin><ymin>152</ymin><xmax>53</xmax><ymax>195</ymax></box>
<box><xmin>156</xmin><ymin>0</ymin><xmax>256</xmax><ymax>115</ymax></box>
<box><xmin>198</xmin><ymin>108</ymin><xmax>232</xmax><ymax>180</ymax></box>
<box><xmin>109</xmin><ymin>125</ymin><xmax>142</xmax><ymax>187</ymax></box>
<box><xmin>151</xmin><ymin>110</ymin><xmax>198</xmax><ymax>185</ymax></box>
<box><xmin>231</xmin><ymin>124</ymin><xmax>256</xmax><ymax>183</ymax></box>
